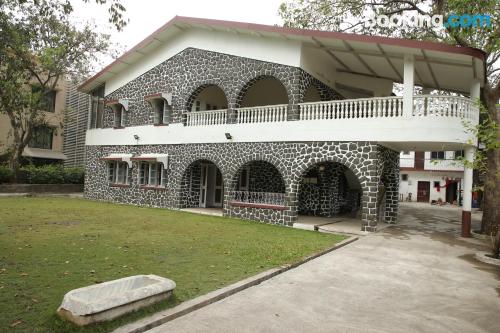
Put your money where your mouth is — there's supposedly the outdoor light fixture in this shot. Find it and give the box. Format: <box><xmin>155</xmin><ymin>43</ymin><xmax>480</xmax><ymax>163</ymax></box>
<box><xmin>134</xmin><ymin>134</ymin><xmax>140</xmax><ymax>140</ymax></box>
<box><xmin>225</xmin><ymin>133</ymin><xmax>232</xmax><ymax>140</ymax></box>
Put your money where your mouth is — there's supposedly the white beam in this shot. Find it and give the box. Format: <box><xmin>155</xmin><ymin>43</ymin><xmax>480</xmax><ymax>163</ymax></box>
<box><xmin>461</xmin><ymin>146</ymin><xmax>475</xmax><ymax>237</ymax></box>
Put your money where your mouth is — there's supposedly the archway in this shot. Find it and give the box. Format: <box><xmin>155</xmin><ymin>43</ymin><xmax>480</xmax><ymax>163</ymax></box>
<box><xmin>186</xmin><ymin>84</ymin><xmax>228</xmax><ymax>112</ymax></box>
<box><xmin>297</xmin><ymin>161</ymin><xmax>362</xmax><ymax>230</ymax></box>
<box><xmin>180</xmin><ymin>159</ymin><xmax>224</xmax><ymax>209</ymax></box>
<box><xmin>237</xmin><ymin>76</ymin><xmax>288</xmax><ymax>108</ymax></box>
<box><xmin>303</xmin><ymin>84</ymin><xmax>323</xmax><ymax>103</ymax></box>
<box><xmin>229</xmin><ymin>160</ymin><xmax>286</xmax><ymax>206</ymax></box>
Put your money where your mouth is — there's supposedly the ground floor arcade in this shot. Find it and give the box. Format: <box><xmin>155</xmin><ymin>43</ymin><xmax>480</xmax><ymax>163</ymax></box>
<box><xmin>84</xmin><ymin>141</ymin><xmax>400</xmax><ymax>231</ymax></box>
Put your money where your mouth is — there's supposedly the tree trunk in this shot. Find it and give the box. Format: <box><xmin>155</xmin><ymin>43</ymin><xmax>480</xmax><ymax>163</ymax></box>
<box><xmin>9</xmin><ymin>144</ymin><xmax>25</xmax><ymax>183</ymax></box>
<box><xmin>479</xmin><ymin>91</ymin><xmax>500</xmax><ymax>238</ymax></box>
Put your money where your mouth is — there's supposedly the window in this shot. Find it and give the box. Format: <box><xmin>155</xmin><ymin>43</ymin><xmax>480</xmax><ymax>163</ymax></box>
<box><xmin>430</xmin><ymin>151</ymin><xmax>445</xmax><ymax>160</ymax></box>
<box><xmin>402</xmin><ymin>151</ymin><xmax>410</xmax><ymax>155</ymax></box>
<box><xmin>153</xmin><ymin>100</ymin><xmax>166</xmax><ymax>125</ymax></box>
<box><xmin>139</xmin><ymin>162</ymin><xmax>167</xmax><ymax>187</ymax></box>
<box><xmin>114</xmin><ymin>106</ymin><xmax>126</xmax><ymax>128</ymax></box>
<box><xmin>401</xmin><ymin>174</ymin><xmax>408</xmax><ymax>181</ymax></box>
<box><xmin>108</xmin><ymin>161</ymin><xmax>129</xmax><ymax>185</ymax></box>
<box><xmin>89</xmin><ymin>86</ymin><xmax>104</xmax><ymax>129</ymax></box>
<box><xmin>433</xmin><ymin>181</ymin><xmax>440</xmax><ymax>188</ymax></box>
<box><xmin>30</xmin><ymin>126</ymin><xmax>54</xmax><ymax>149</ymax></box>
<box><xmin>32</xmin><ymin>86</ymin><xmax>56</xmax><ymax>113</ymax></box>
<box><xmin>454</xmin><ymin>150</ymin><xmax>464</xmax><ymax>159</ymax></box>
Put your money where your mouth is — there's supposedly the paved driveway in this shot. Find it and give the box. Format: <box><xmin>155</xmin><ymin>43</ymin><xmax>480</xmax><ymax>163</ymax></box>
<box><xmin>148</xmin><ymin>204</ymin><xmax>499</xmax><ymax>333</ymax></box>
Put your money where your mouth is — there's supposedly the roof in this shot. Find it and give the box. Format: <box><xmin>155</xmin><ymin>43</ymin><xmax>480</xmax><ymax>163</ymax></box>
<box><xmin>79</xmin><ymin>16</ymin><xmax>486</xmax><ymax>94</ymax></box>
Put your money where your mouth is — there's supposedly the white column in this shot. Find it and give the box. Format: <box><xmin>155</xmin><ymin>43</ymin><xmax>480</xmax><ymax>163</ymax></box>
<box><xmin>403</xmin><ymin>54</ymin><xmax>414</xmax><ymax>117</ymax></box>
<box><xmin>461</xmin><ymin>146</ymin><xmax>475</xmax><ymax>237</ymax></box>
<box><xmin>470</xmin><ymin>79</ymin><xmax>480</xmax><ymax>100</ymax></box>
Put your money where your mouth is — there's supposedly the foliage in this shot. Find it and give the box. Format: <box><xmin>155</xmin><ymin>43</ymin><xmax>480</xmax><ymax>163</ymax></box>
<box><xmin>0</xmin><ymin>165</ymin><xmax>13</xmax><ymax>183</ymax></box>
<box><xmin>20</xmin><ymin>165</ymin><xmax>84</xmax><ymax>184</ymax></box>
<box><xmin>0</xmin><ymin>0</ymin><xmax>126</xmax><ymax>180</ymax></box>
<box><xmin>0</xmin><ymin>197</ymin><xmax>344</xmax><ymax>332</ymax></box>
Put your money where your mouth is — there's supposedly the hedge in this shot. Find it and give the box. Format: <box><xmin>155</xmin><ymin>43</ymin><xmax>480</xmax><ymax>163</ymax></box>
<box><xmin>0</xmin><ymin>164</ymin><xmax>84</xmax><ymax>184</ymax></box>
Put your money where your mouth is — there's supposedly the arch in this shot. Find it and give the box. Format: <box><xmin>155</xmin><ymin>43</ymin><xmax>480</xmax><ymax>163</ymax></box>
<box><xmin>178</xmin><ymin>158</ymin><xmax>226</xmax><ymax>209</ymax></box>
<box><xmin>227</xmin><ymin>153</ymin><xmax>289</xmax><ymax>191</ymax></box>
<box><xmin>185</xmin><ymin>83</ymin><xmax>229</xmax><ymax>111</ymax></box>
<box><xmin>230</xmin><ymin>160</ymin><xmax>286</xmax><ymax>193</ymax></box>
<box><xmin>296</xmin><ymin>160</ymin><xmax>363</xmax><ymax>218</ymax></box>
<box><xmin>235</xmin><ymin>75</ymin><xmax>290</xmax><ymax>108</ymax></box>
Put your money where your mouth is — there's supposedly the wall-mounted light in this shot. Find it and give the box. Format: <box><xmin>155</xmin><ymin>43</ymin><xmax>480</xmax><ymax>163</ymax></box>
<box><xmin>225</xmin><ymin>133</ymin><xmax>232</xmax><ymax>140</ymax></box>
<box><xmin>134</xmin><ymin>134</ymin><xmax>140</xmax><ymax>140</ymax></box>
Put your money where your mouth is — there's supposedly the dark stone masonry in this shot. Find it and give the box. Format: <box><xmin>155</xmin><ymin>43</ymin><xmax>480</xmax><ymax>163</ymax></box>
<box><xmin>85</xmin><ymin>47</ymin><xmax>399</xmax><ymax>231</ymax></box>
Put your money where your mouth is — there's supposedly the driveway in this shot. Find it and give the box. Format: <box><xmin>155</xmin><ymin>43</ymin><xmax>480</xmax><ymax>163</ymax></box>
<box><xmin>148</xmin><ymin>203</ymin><xmax>499</xmax><ymax>333</ymax></box>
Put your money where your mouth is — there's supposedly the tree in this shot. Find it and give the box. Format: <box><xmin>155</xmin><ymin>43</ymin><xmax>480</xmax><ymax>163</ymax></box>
<box><xmin>0</xmin><ymin>0</ymin><xmax>126</xmax><ymax>180</ymax></box>
<box><xmin>279</xmin><ymin>0</ymin><xmax>500</xmax><ymax>238</ymax></box>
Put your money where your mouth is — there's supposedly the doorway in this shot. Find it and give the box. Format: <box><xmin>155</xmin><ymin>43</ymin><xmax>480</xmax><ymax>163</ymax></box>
<box><xmin>445</xmin><ymin>181</ymin><xmax>459</xmax><ymax>204</ymax></box>
<box><xmin>417</xmin><ymin>181</ymin><xmax>430</xmax><ymax>202</ymax></box>
<box><xmin>199</xmin><ymin>163</ymin><xmax>224</xmax><ymax>208</ymax></box>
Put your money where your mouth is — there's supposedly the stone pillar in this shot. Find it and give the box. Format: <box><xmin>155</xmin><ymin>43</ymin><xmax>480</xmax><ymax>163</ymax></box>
<box><xmin>461</xmin><ymin>146</ymin><xmax>475</xmax><ymax>237</ymax></box>
<box><xmin>383</xmin><ymin>150</ymin><xmax>400</xmax><ymax>224</ymax></box>
<box><xmin>403</xmin><ymin>54</ymin><xmax>414</xmax><ymax>118</ymax></box>
<box><xmin>361</xmin><ymin>150</ymin><xmax>380</xmax><ymax>231</ymax></box>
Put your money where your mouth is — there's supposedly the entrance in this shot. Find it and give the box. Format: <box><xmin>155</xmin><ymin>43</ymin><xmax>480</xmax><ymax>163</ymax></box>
<box><xmin>199</xmin><ymin>163</ymin><xmax>223</xmax><ymax>208</ymax></box>
<box><xmin>417</xmin><ymin>181</ymin><xmax>430</xmax><ymax>202</ymax></box>
<box><xmin>445</xmin><ymin>180</ymin><xmax>459</xmax><ymax>204</ymax></box>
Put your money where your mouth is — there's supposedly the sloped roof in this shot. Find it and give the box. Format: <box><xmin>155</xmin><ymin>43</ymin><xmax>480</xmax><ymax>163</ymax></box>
<box><xmin>79</xmin><ymin>16</ymin><xmax>486</xmax><ymax>94</ymax></box>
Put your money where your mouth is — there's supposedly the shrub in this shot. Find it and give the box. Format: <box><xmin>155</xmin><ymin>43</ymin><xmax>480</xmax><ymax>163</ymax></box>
<box><xmin>63</xmin><ymin>167</ymin><xmax>85</xmax><ymax>184</ymax></box>
<box><xmin>22</xmin><ymin>165</ymin><xmax>65</xmax><ymax>184</ymax></box>
<box><xmin>0</xmin><ymin>165</ymin><xmax>13</xmax><ymax>184</ymax></box>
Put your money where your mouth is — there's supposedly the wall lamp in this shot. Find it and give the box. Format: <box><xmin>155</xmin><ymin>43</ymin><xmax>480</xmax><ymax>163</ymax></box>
<box><xmin>133</xmin><ymin>134</ymin><xmax>140</xmax><ymax>140</ymax></box>
<box><xmin>225</xmin><ymin>133</ymin><xmax>232</xmax><ymax>140</ymax></box>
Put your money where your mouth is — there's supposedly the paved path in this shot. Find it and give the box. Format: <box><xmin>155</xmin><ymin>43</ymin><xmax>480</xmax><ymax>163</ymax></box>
<box><xmin>148</xmin><ymin>204</ymin><xmax>499</xmax><ymax>333</ymax></box>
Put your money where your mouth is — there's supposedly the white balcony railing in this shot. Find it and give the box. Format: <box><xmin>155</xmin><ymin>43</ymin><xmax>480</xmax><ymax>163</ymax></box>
<box><xmin>183</xmin><ymin>96</ymin><xmax>478</xmax><ymax>127</ymax></box>
<box><xmin>185</xmin><ymin>109</ymin><xmax>227</xmax><ymax>126</ymax></box>
<box><xmin>299</xmin><ymin>96</ymin><xmax>403</xmax><ymax>120</ymax></box>
<box><xmin>236</xmin><ymin>104</ymin><xmax>288</xmax><ymax>123</ymax></box>
<box><xmin>229</xmin><ymin>191</ymin><xmax>286</xmax><ymax>206</ymax></box>
<box><xmin>413</xmin><ymin>95</ymin><xmax>478</xmax><ymax>121</ymax></box>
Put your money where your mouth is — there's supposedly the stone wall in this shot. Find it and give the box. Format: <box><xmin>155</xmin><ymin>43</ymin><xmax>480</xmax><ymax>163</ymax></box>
<box><xmin>103</xmin><ymin>48</ymin><xmax>341</xmax><ymax>127</ymax></box>
<box><xmin>84</xmin><ymin>141</ymin><xmax>393</xmax><ymax>230</ymax></box>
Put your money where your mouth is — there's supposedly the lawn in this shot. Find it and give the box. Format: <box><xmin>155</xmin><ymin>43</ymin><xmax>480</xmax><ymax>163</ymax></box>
<box><xmin>0</xmin><ymin>197</ymin><xmax>344</xmax><ymax>333</ymax></box>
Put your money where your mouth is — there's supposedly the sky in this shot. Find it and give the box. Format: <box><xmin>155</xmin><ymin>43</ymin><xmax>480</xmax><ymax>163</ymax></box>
<box><xmin>71</xmin><ymin>0</ymin><xmax>284</xmax><ymax>69</ymax></box>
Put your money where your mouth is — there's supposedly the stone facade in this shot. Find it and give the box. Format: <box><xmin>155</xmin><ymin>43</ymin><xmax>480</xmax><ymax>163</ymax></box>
<box><xmin>85</xmin><ymin>47</ymin><xmax>399</xmax><ymax>231</ymax></box>
<box><xmin>85</xmin><ymin>141</ymin><xmax>397</xmax><ymax>230</ymax></box>
<box><xmin>103</xmin><ymin>48</ymin><xmax>340</xmax><ymax>126</ymax></box>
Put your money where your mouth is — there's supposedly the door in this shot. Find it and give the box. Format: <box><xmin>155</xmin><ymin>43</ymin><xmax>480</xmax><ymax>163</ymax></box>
<box><xmin>199</xmin><ymin>164</ymin><xmax>209</xmax><ymax>208</ymax></box>
<box><xmin>417</xmin><ymin>181</ymin><xmax>430</xmax><ymax>202</ymax></box>
<box><xmin>213</xmin><ymin>169</ymin><xmax>223</xmax><ymax>207</ymax></box>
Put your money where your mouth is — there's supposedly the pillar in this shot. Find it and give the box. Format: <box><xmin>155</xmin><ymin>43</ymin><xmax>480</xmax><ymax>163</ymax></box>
<box><xmin>461</xmin><ymin>146</ymin><xmax>475</xmax><ymax>237</ymax></box>
<box><xmin>403</xmin><ymin>54</ymin><xmax>414</xmax><ymax>117</ymax></box>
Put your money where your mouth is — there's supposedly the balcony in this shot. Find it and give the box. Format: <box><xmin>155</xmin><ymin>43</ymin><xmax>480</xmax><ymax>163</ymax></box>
<box><xmin>183</xmin><ymin>95</ymin><xmax>478</xmax><ymax>126</ymax></box>
<box><xmin>87</xmin><ymin>95</ymin><xmax>479</xmax><ymax>151</ymax></box>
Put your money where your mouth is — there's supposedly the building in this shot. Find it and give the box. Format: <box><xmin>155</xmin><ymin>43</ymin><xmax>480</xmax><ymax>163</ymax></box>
<box><xmin>77</xmin><ymin>16</ymin><xmax>484</xmax><ymax>233</ymax></box>
<box><xmin>0</xmin><ymin>80</ymin><xmax>68</xmax><ymax>164</ymax></box>
<box><xmin>63</xmin><ymin>81</ymin><xmax>91</xmax><ymax>168</ymax></box>
<box><xmin>399</xmin><ymin>151</ymin><xmax>464</xmax><ymax>204</ymax></box>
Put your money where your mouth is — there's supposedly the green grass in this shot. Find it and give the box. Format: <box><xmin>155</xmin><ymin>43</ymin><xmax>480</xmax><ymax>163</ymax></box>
<box><xmin>0</xmin><ymin>197</ymin><xmax>344</xmax><ymax>332</ymax></box>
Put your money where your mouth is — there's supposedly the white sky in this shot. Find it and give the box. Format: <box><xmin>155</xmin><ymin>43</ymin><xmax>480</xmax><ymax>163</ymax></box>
<box><xmin>71</xmin><ymin>0</ymin><xmax>284</xmax><ymax>69</ymax></box>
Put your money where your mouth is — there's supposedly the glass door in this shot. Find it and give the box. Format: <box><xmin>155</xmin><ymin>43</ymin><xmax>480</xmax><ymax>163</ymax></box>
<box><xmin>199</xmin><ymin>164</ymin><xmax>208</xmax><ymax>207</ymax></box>
<box><xmin>214</xmin><ymin>169</ymin><xmax>223</xmax><ymax>207</ymax></box>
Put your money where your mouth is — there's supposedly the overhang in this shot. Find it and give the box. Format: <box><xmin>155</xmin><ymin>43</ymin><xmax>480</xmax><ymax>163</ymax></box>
<box><xmin>22</xmin><ymin>148</ymin><xmax>67</xmax><ymax>160</ymax></box>
<box><xmin>79</xmin><ymin>16</ymin><xmax>486</xmax><ymax>95</ymax></box>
